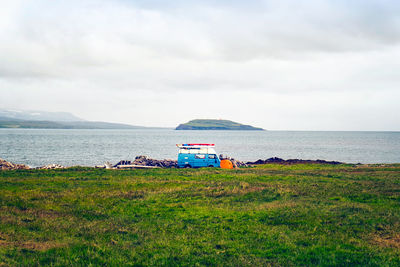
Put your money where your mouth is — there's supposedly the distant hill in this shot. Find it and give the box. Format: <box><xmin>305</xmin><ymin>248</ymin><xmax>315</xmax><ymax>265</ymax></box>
<box><xmin>0</xmin><ymin>109</ymin><xmax>84</xmax><ymax>122</ymax></box>
<box><xmin>176</xmin><ymin>119</ymin><xmax>264</xmax><ymax>131</ymax></box>
<box><xmin>0</xmin><ymin>109</ymin><xmax>146</xmax><ymax>129</ymax></box>
<box><xmin>0</xmin><ymin>118</ymin><xmax>145</xmax><ymax>129</ymax></box>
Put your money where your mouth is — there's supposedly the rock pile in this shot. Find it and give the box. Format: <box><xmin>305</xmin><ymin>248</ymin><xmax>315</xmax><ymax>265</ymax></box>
<box><xmin>232</xmin><ymin>159</ymin><xmax>248</xmax><ymax>167</ymax></box>
<box><xmin>224</xmin><ymin>158</ymin><xmax>247</xmax><ymax>168</ymax></box>
<box><xmin>112</xmin><ymin>156</ymin><xmax>248</xmax><ymax>169</ymax></box>
<box><xmin>114</xmin><ymin>156</ymin><xmax>178</xmax><ymax>168</ymax></box>
<box><xmin>247</xmin><ymin>157</ymin><xmax>343</xmax><ymax>165</ymax></box>
<box><xmin>133</xmin><ymin>156</ymin><xmax>178</xmax><ymax>168</ymax></box>
<box><xmin>0</xmin><ymin>158</ymin><xmax>30</xmax><ymax>170</ymax></box>
<box><xmin>38</xmin><ymin>164</ymin><xmax>65</xmax><ymax>170</ymax></box>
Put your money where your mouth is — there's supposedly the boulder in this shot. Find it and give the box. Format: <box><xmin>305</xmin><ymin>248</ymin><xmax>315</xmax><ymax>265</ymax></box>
<box><xmin>113</xmin><ymin>156</ymin><xmax>178</xmax><ymax>168</ymax></box>
<box><xmin>0</xmin><ymin>158</ymin><xmax>30</xmax><ymax>170</ymax></box>
<box><xmin>247</xmin><ymin>157</ymin><xmax>343</xmax><ymax>165</ymax></box>
<box><xmin>38</xmin><ymin>164</ymin><xmax>65</xmax><ymax>170</ymax></box>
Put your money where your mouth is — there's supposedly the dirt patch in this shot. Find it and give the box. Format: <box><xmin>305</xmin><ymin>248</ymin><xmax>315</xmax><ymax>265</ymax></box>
<box><xmin>204</xmin><ymin>185</ymin><xmax>268</xmax><ymax>198</ymax></box>
<box><xmin>0</xmin><ymin>214</ymin><xmax>18</xmax><ymax>224</ymax></box>
<box><xmin>104</xmin><ymin>190</ymin><xmax>146</xmax><ymax>199</ymax></box>
<box><xmin>372</xmin><ymin>233</ymin><xmax>400</xmax><ymax>249</ymax></box>
<box><xmin>272</xmin><ymin>184</ymin><xmax>297</xmax><ymax>195</ymax></box>
<box><xmin>0</xmin><ymin>240</ymin><xmax>66</xmax><ymax>251</ymax></box>
<box><xmin>256</xmin><ymin>201</ymin><xmax>297</xmax><ymax>210</ymax></box>
<box><xmin>6</xmin><ymin>207</ymin><xmax>62</xmax><ymax>220</ymax></box>
<box><xmin>0</xmin><ymin>232</ymin><xmax>66</xmax><ymax>251</ymax></box>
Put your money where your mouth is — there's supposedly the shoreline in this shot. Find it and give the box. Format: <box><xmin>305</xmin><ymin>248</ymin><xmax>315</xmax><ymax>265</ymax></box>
<box><xmin>2</xmin><ymin>156</ymin><xmax>398</xmax><ymax>171</ymax></box>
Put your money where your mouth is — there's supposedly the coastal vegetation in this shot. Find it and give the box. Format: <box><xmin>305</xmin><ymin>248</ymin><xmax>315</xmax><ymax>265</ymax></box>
<box><xmin>176</xmin><ymin>119</ymin><xmax>264</xmax><ymax>130</ymax></box>
<box><xmin>0</xmin><ymin>164</ymin><xmax>399</xmax><ymax>265</ymax></box>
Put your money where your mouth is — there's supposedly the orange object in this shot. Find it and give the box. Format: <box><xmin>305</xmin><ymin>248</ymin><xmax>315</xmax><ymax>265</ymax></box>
<box><xmin>220</xmin><ymin>159</ymin><xmax>233</xmax><ymax>169</ymax></box>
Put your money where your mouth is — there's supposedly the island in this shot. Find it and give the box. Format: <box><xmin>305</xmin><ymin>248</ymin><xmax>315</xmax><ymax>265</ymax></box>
<box><xmin>175</xmin><ymin>119</ymin><xmax>264</xmax><ymax>130</ymax></box>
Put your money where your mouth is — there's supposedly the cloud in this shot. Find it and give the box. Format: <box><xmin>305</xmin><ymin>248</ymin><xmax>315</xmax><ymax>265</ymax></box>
<box><xmin>2</xmin><ymin>0</ymin><xmax>399</xmax><ymax>71</ymax></box>
<box><xmin>0</xmin><ymin>0</ymin><xmax>399</xmax><ymax>130</ymax></box>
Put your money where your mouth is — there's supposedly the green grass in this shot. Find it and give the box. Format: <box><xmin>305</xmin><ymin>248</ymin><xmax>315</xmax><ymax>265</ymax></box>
<box><xmin>1</xmin><ymin>164</ymin><xmax>400</xmax><ymax>266</ymax></box>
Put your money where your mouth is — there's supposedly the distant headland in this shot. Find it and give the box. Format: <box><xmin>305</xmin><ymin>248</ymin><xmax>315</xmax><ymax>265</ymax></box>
<box><xmin>175</xmin><ymin>119</ymin><xmax>264</xmax><ymax>131</ymax></box>
<box><xmin>0</xmin><ymin>109</ymin><xmax>146</xmax><ymax>129</ymax></box>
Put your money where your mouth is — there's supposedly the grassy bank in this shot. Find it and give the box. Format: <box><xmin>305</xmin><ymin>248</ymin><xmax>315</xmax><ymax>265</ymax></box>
<box><xmin>0</xmin><ymin>164</ymin><xmax>400</xmax><ymax>266</ymax></box>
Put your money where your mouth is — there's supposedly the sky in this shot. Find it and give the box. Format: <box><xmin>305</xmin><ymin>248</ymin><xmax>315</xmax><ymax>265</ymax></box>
<box><xmin>1</xmin><ymin>0</ymin><xmax>399</xmax><ymax>130</ymax></box>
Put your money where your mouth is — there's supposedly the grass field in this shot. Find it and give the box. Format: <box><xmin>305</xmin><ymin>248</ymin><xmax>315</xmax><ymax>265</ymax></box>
<box><xmin>0</xmin><ymin>164</ymin><xmax>400</xmax><ymax>266</ymax></box>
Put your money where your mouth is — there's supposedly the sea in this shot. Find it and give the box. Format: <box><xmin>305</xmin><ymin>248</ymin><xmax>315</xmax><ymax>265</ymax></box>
<box><xmin>0</xmin><ymin>129</ymin><xmax>399</xmax><ymax>167</ymax></box>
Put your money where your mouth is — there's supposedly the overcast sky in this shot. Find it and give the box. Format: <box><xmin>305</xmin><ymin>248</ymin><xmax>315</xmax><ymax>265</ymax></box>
<box><xmin>1</xmin><ymin>0</ymin><xmax>399</xmax><ymax>130</ymax></box>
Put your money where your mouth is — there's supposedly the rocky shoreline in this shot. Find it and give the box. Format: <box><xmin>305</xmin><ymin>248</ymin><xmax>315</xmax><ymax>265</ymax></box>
<box><xmin>246</xmin><ymin>157</ymin><xmax>343</xmax><ymax>165</ymax></box>
<box><xmin>0</xmin><ymin>158</ymin><xmax>30</xmax><ymax>170</ymax></box>
<box><xmin>1</xmin><ymin>156</ymin><xmax>346</xmax><ymax>170</ymax></box>
<box><xmin>0</xmin><ymin>159</ymin><xmax>67</xmax><ymax>170</ymax></box>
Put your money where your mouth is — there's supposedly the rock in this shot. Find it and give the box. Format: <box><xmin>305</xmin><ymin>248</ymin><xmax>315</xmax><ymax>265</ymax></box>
<box><xmin>104</xmin><ymin>162</ymin><xmax>113</xmax><ymax>169</ymax></box>
<box><xmin>228</xmin><ymin>158</ymin><xmax>248</xmax><ymax>168</ymax></box>
<box><xmin>219</xmin><ymin>155</ymin><xmax>247</xmax><ymax>168</ymax></box>
<box><xmin>38</xmin><ymin>164</ymin><xmax>65</xmax><ymax>170</ymax></box>
<box><xmin>132</xmin><ymin>156</ymin><xmax>178</xmax><ymax>168</ymax></box>
<box><xmin>113</xmin><ymin>160</ymin><xmax>132</xmax><ymax>168</ymax></box>
<box><xmin>246</xmin><ymin>157</ymin><xmax>343</xmax><ymax>165</ymax></box>
<box><xmin>112</xmin><ymin>155</ymin><xmax>248</xmax><ymax>169</ymax></box>
<box><xmin>95</xmin><ymin>165</ymin><xmax>106</xmax><ymax>169</ymax></box>
<box><xmin>0</xmin><ymin>158</ymin><xmax>30</xmax><ymax>170</ymax></box>
<box><xmin>112</xmin><ymin>156</ymin><xmax>178</xmax><ymax>168</ymax></box>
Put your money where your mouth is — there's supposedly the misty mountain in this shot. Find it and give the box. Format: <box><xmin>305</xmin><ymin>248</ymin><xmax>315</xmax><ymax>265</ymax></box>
<box><xmin>0</xmin><ymin>109</ymin><xmax>85</xmax><ymax>122</ymax></box>
<box><xmin>0</xmin><ymin>109</ymin><xmax>146</xmax><ymax>129</ymax></box>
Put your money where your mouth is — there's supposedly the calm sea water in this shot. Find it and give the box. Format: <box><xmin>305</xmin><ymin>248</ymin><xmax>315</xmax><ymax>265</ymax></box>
<box><xmin>0</xmin><ymin>129</ymin><xmax>399</xmax><ymax>167</ymax></box>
